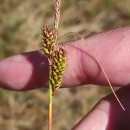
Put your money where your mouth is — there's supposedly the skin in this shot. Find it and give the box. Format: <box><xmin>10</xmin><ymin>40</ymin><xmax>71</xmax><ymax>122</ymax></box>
<box><xmin>0</xmin><ymin>27</ymin><xmax>130</xmax><ymax>129</ymax></box>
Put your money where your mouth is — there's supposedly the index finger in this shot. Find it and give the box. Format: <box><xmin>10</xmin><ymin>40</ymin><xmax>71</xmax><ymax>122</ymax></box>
<box><xmin>0</xmin><ymin>27</ymin><xmax>130</xmax><ymax>90</ymax></box>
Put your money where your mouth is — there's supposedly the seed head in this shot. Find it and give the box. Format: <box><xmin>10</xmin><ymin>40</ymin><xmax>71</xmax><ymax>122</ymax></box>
<box><xmin>41</xmin><ymin>26</ymin><xmax>56</xmax><ymax>57</ymax></box>
<box><xmin>50</xmin><ymin>46</ymin><xmax>67</xmax><ymax>92</ymax></box>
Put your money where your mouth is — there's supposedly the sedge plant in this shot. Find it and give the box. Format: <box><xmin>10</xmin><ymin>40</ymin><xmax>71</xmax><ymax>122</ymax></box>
<box><xmin>41</xmin><ymin>0</ymin><xmax>125</xmax><ymax>130</ymax></box>
<box><xmin>41</xmin><ymin>0</ymin><xmax>67</xmax><ymax>130</ymax></box>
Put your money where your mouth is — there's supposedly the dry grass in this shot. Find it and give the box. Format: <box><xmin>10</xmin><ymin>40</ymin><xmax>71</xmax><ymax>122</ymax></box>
<box><xmin>0</xmin><ymin>0</ymin><xmax>130</xmax><ymax>130</ymax></box>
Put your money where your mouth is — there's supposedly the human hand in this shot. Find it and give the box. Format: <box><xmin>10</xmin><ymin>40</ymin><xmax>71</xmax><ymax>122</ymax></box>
<box><xmin>0</xmin><ymin>27</ymin><xmax>130</xmax><ymax>130</ymax></box>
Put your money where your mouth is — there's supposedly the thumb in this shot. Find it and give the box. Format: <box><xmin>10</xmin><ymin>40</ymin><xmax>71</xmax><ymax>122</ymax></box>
<box><xmin>72</xmin><ymin>87</ymin><xmax>130</xmax><ymax>130</ymax></box>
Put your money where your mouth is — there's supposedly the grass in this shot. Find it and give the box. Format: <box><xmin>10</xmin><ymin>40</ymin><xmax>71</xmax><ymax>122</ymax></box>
<box><xmin>0</xmin><ymin>0</ymin><xmax>130</xmax><ymax>130</ymax></box>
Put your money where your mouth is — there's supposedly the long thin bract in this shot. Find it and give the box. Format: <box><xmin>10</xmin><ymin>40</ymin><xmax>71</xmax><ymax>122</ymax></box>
<box><xmin>58</xmin><ymin>31</ymin><xmax>125</xmax><ymax>111</ymax></box>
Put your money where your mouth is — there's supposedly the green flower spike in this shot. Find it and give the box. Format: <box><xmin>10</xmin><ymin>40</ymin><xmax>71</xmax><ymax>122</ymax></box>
<box><xmin>50</xmin><ymin>47</ymin><xmax>67</xmax><ymax>93</ymax></box>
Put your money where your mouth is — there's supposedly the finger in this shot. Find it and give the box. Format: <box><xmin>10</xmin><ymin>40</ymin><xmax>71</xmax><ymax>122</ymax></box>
<box><xmin>64</xmin><ymin>27</ymin><xmax>130</xmax><ymax>87</ymax></box>
<box><xmin>72</xmin><ymin>87</ymin><xmax>130</xmax><ymax>130</ymax></box>
<box><xmin>0</xmin><ymin>51</ymin><xmax>49</xmax><ymax>90</ymax></box>
<box><xmin>0</xmin><ymin>27</ymin><xmax>130</xmax><ymax>90</ymax></box>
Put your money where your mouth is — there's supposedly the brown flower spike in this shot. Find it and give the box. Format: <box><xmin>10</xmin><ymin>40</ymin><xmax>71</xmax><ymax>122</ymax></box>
<box><xmin>41</xmin><ymin>26</ymin><xmax>56</xmax><ymax>57</ymax></box>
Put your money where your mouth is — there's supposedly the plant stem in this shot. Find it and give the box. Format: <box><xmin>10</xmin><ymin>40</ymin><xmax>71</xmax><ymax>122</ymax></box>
<box><xmin>48</xmin><ymin>60</ymin><xmax>53</xmax><ymax>130</ymax></box>
<box><xmin>48</xmin><ymin>100</ymin><xmax>52</xmax><ymax>130</ymax></box>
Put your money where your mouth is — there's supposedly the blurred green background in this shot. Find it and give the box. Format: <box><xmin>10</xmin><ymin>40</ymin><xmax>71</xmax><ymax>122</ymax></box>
<box><xmin>0</xmin><ymin>0</ymin><xmax>130</xmax><ymax>130</ymax></box>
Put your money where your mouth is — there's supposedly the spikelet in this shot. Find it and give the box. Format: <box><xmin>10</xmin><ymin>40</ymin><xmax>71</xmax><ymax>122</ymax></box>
<box><xmin>41</xmin><ymin>25</ymin><xmax>67</xmax><ymax>95</ymax></box>
<box><xmin>50</xmin><ymin>46</ymin><xmax>67</xmax><ymax>94</ymax></box>
<box><xmin>41</xmin><ymin>26</ymin><xmax>56</xmax><ymax>57</ymax></box>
